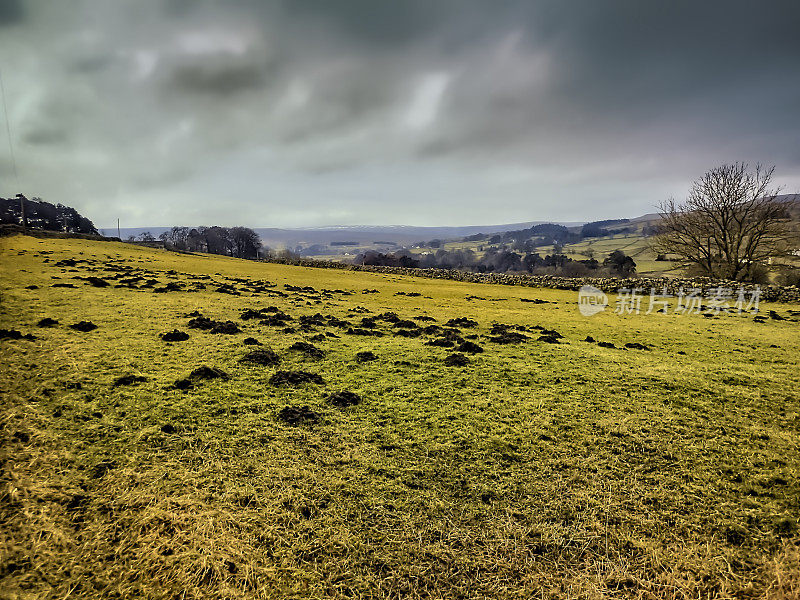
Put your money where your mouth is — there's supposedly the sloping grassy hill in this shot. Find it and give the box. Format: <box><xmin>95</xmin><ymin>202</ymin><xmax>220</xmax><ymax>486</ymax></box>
<box><xmin>1</xmin><ymin>234</ymin><xmax>799</xmax><ymax>599</ymax></box>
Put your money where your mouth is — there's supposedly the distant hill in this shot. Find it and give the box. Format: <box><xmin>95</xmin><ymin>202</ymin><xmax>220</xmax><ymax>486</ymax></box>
<box><xmin>108</xmin><ymin>194</ymin><xmax>799</xmax><ymax>250</ymax></box>
<box><xmin>113</xmin><ymin>221</ymin><xmax>583</xmax><ymax>248</ymax></box>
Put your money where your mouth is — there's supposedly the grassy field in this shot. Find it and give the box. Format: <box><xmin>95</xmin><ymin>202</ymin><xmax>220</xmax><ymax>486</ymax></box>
<box><xmin>1</xmin><ymin>233</ymin><xmax>799</xmax><ymax>599</ymax></box>
<box><xmin>400</xmin><ymin>233</ymin><xmax>683</xmax><ymax>277</ymax></box>
<box><xmin>559</xmin><ymin>235</ymin><xmax>681</xmax><ymax>277</ymax></box>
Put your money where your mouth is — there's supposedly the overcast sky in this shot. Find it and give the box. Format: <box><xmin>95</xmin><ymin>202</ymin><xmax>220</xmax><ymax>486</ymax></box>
<box><xmin>1</xmin><ymin>0</ymin><xmax>799</xmax><ymax>228</ymax></box>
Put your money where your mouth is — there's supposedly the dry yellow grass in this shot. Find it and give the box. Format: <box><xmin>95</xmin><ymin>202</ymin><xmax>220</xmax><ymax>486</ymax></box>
<box><xmin>1</xmin><ymin>233</ymin><xmax>798</xmax><ymax>599</ymax></box>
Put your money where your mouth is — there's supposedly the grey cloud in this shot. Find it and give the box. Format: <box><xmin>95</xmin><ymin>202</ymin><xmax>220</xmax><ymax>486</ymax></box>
<box><xmin>0</xmin><ymin>0</ymin><xmax>798</xmax><ymax>227</ymax></box>
<box><xmin>0</xmin><ymin>0</ymin><xmax>24</xmax><ymax>26</ymax></box>
<box><xmin>169</xmin><ymin>60</ymin><xmax>269</xmax><ymax>94</ymax></box>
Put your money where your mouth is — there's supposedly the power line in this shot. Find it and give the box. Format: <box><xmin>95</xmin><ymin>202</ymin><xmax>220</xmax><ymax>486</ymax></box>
<box><xmin>0</xmin><ymin>69</ymin><xmax>19</xmax><ymax>191</ymax></box>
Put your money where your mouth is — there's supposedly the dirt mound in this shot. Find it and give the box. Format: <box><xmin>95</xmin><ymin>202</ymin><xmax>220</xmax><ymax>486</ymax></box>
<box><xmin>69</xmin><ymin>321</ymin><xmax>97</xmax><ymax>332</ymax></box>
<box><xmin>584</xmin><ymin>336</ymin><xmax>595</xmax><ymax>343</ymax></box>
<box><xmin>597</xmin><ymin>341</ymin><xmax>616</xmax><ymax>348</ymax></box>
<box><xmin>85</xmin><ymin>276</ymin><xmax>110</xmax><ymax>287</ymax></box>
<box><xmin>355</xmin><ymin>351</ymin><xmax>377</xmax><ymax>362</ymax></box>
<box><xmin>457</xmin><ymin>341</ymin><xmax>484</xmax><ymax>354</ymax></box>
<box><xmin>161</xmin><ymin>330</ymin><xmax>190</xmax><ymax>342</ymax></box>
<box><xmin>277</xmin><ymin>405</ymin><xmax>320</xmax><ymax>425</ymax></box>
<box><xmin>190</xmin><ymin>366</ymin><xmax>230</xmax><ymax>380</ymax></box>
<box><xmin>394</xmin><ymin>329</ymin><xmax>421</xmax><ymax>338</ymax></box>
<box><xmin>489</xmin><ymin>332</ymin><xmax>527</xmax><ymax>344</ymax></box>
<box><xmin>215</xmin><ymin>284</ymin><xmax>240</xmax><ymax>295</ymax></box>
<box><xmin>327</xmin><ymin>391</ymin><xmax>362</xmax><ymax>407</ymax></box>
<box><xmin>444</xmin><ymin>353</ymin><xmax>470</xmax><ymax>366</ymax></box>
<box><xmin>171</xmin><ymin>366</ymin><xmax>230</xmax><ymax>390</ymax></box>
<box><xmin>532</xmin><ymin>326</ymin><xmax>563</xmax><ymax>338</ymax></box>
<box><xmin>624</xmin><ymin>342</ymin><xmax>650</xmax><ymax>350</ymax></box>
<box><xmin>240</xmin><ymin>349</ymin><xmax>280</xmax><ymax>366</ymax></box>
<box><xmin>393</xmin><ymin>319</ymin><xmax>418</xmax><ymax>329</ymax></box>
<box><xmin>446</xmin><ymin>317</ymin><xmax>478</xmax><ymax>328</ymax></box>
<box><xmin>260</xmin><ymin>313</ymin><xmax>293</xmax><ymax>326</ymax></box>
<box><xmin>346</xmin><ymin>328</ymin><xmax>384</xmax><ymax>337</ymax></box>
<box><xmin>0</xmin><ymin>329</ymin><xmax>36</xmax><ymax>341</ymax></box>
<box><xmin>210</xmin><ymin>321</ymin><xmax>240</xmax><ymax>335</ymax></box>
<box><xmin>113</xmin><ymin>375</ymin><xmax>147</xmax><ymax>387</ymax></box>
<box><xmin>490</xmin><ymin>323</ymin><xmax>528</xmax><ymax>335</ymax></box>
<box><xmin>52</xmin><ymin>283</ymin><xmax>76</xmax><ymax>288</ymax></box>
<box><xmin>242</xmin><ymin>337</ymin><xmax>261</xmax><ymax>345</ymax></box>
<box><xmin>537</xmin><ymin>335</ymin><xmax>560</xmax><ymax>344</ymax></box>
<box><xmin>289</xmin><ymin>341</ymin><xmax>325</xmax><ymax>359</ymax></box>
<box><xmin>269</xmin><ymin>370</ymin><xmax>325</xmax><ymax>386</ymax></box>
<box><xmin>769</xmin><ymin>311</ymin><xmax>785</xmax><ymax>321</ymax></box>
<box><xmin>188</xmin><ymin>316</ymin><xmax>214</xmax><ymax>330</ymax></box>
<box><xmin>37</xmin><ymin>318</ymin><xmax>59</xmax><ymax>327</ymax></box>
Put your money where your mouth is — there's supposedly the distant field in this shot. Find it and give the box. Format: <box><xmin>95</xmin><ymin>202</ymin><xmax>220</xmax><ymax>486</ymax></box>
<box><xmin>560</xmin><ymin>234</ymin><xmax>683</xmax><ymax>276</ymax></box>
<box><xmin>1</xmin><ymin>234</ymin><xmax>799</xmax><ymax>599</ymax></box>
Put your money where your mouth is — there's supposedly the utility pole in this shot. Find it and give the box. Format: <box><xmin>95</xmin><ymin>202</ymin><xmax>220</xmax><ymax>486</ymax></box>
<box><xmin>117</xmin><ymin>218</ymin><xmax>121</xmax><ymax>240</ymax></box>
<box><xmin>16</xmin><ymin>193</ymin><xmax>26</xmax><ymax>229</ymax></box>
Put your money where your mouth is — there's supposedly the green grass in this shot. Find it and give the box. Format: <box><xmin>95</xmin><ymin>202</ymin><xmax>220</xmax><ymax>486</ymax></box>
<box><xmin>1</xmin><ymin>234</ymin><xmax>799</xmax><ymax>599</ymax></box>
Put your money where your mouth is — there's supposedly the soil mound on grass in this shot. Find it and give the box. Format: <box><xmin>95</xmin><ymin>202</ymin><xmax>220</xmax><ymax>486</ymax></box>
<box><xmin>355</xmin><ymin>351</ymin><xmax>377</xmax><ymax>362</ymax></box>
<box><xmin>171</xmin><ymin>365</ymin><xmax>230</xmax><ymax>390</ymax></box>
<box><xmin>69</xmin><ymin>321</ymin><xmax>97</xmax><ymax>332</ymax></box>
<box><xmin>277</xmin><ymin>405</ymin><xmax>320</xmax><ymax>425</ymax></box>
<box><xmin>188</xmin><ymin>316</ymin><xmax>214</xmax><ymax>330</ymax></box>
<box><xmin>288</xmin><ymin>341</ymin><xmax>325</xmax><ymax>359</ymax></box>
<box><xmin>85</xmin><ymin>276</ymin><xmax>110</xmax><ymax>287</ymax></box>
<box><xmin>488</xmin><ymin>331</ymin><xmax>527</xmax><ymax>344</ymax></box>
<box><xmin>113</xmin><ymin>375</ymin><xmax>147</xmax><ymax>387</ymax></box>
<box><xmin>161</xmin><ymin>330</ymin><xmax>189</xmax><ymax>342</ymax></box>
<box><xmin>624</xmin><ymin>342</ymin><xmax>650</xmax><ymax>350</ymax></box>
<box><xmin>269</xmin><ymin>370</ymin><xmax>325</xmax><ymax>386</ymax></box>
<box><xmin>0</xmin><ymin>329</ymin><xmax>36</xmax><ymax>341</ymax></box>
<box><xmin>190</xmin><ymin>366</ymin><xmax>230</xmax><ymax>380</ymax></box>
<box><xmin>446</xmin><ymin>317</ymin><xmax>478</xmax><ymax>328</ymax></box>
<box><xmin>327</xmin><ymin>391</ymin><xmax>362</xmax><ymax>407</ymax></box>
<box><xmin>444</xmin><ymin>353</ymin><xmax>470</xmax><ymax>366</ymax></box>
<box><xmin>457</xmin><ymin>341</ymin><xmax>484</xmax><ymax>354</ymax></box>
<box><xmin>240</xmin><ymin>349</ymin><xmax>280</xmax><ymax>366</ymax></box>
<box><xmin>37</xmin><ymin>317</ymin><xmax>59</xmax><ymax>327</ymax></box>
<box><xmin>210</xmin><ymin>321</ymin><xmax>240</xmax><ymax>334</ymax></box>
<box><xmin>242</xmin><ymin>337</ymin><xmax>261</xmax><ymax>345</ymax></box>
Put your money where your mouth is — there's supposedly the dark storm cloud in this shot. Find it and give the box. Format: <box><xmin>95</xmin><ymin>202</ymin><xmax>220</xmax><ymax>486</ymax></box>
<box><xmin>0</xmin><ymin>0</ymin><xmax>24</xmax><ymax>26</ymax></box>
<box><xmin>0</xmin><ymin>0</ymin><xmax>798</xmax><ymax>227</ymax></box>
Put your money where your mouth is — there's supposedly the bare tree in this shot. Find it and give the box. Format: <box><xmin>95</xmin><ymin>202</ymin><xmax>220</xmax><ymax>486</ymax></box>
<box><xmin>653</xmin><ymin>163</ymin><xmax>794</xmax><ymax>281</ymax></box>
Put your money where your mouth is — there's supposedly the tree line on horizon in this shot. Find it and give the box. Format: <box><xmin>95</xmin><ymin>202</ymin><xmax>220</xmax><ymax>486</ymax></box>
<box><xmin>149</xmin><ymin>226</ymin><xmax>262</xmax><ymax>259</ymax></box>
<box><xmin>0</xmin><ymin>195</ymin><xmax>98</xmax><ymax>235</ymax></box>
<box><xmin>354</xmin><ymin>247</ymin><xmax>637</xmax><ymax>277</ymax></box>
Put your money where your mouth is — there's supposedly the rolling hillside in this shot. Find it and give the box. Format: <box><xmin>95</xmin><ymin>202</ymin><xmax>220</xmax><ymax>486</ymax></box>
<box><xmin>1</xmin><ymin>233</ymin><xmax>799</xmax><ymax>598</ymax></box>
